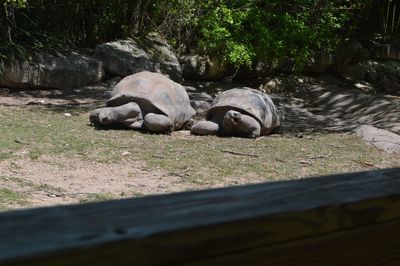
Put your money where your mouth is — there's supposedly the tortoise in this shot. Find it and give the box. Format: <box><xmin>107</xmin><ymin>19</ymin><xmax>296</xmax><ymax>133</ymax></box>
<box><xmin>190</xmin><ymin>87</ymin><xmax>280</xmax><ymax>138</ymax></box>
<box><xmin>90</xmin><ymin>71</ymin><xmax>195</xmax><ymax>133</ymax></box>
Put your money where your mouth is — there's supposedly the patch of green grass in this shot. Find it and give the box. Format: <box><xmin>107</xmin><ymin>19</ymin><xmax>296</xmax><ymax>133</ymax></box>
<box><xmin>0</xmin><ymin>176</ymin><xmax>66</xmax><ymax>210</ymax></box>
<box><xmin>5</xmin><ymin>176</ymin><xmax>35</xmax><ymax>187</ymax></box>
<box><xmin>36</xmin><ymin>183</ymin><xmax>65</xmax><ymax>194</ymax></box>
<box><xmin>0</xmin><ymin>107</ymin><xmax>98</xmax><ymax>160</ymax></box>
<box><xmin>79</xmin><ymin>193</ymin><xmax>114</xmax><ymax>203</ymax></box>
<box><xmin>131</xmin><ymin>132</ymin><xmax>399</xmax><ymax>183</ymax></box>
<box><xmin>0</xmin><ymin>105</ymin><xmax>399</xmax><ymax>187</ymax></box>
<box><xmin>130</xmin><ymin>191</ymin><xmax>146</xmax><ymax>197</ymax></box>
<box><xmin>5</xmin><ymin>176</ymin><xmax>64</xmax><ymax>194</ymax></box>
<box><xmin>0</xmin><ymin>188</ymin><xmax>28</xmax><ymax>210</ymax></box>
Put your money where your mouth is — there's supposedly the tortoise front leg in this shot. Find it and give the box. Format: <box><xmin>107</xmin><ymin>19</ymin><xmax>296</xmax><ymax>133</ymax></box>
<box><xmin>124</xmin><ymin>116</ymin><xmax>144</xmax><ymax>130</ymax></box>
<box><xmin>190</xmin><ymin>120</ymin><xmax>220</xmax><ymax>136</ymax></box>
<box><xmin>144</xmin><ymin>113</ymin><xmax>174</xmax><ymax>133</ymax></box>
<box><xmin>90</xmin><ymin>102</ymin><xmax>143</xmax><ymax>129</ymax></box>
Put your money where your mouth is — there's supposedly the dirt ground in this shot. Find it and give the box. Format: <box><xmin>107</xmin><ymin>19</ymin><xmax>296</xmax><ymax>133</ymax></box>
<box><xmin>0</xmin><ymin>82</ymin><xmax>271</xmax><ymax>208</ymax></box>
<box><xmin>0</xmin><ymin>155</ymin><xmax>192</xmax><ymax>207</ymax></box>
<box><xmin>1</xmin><ymin>76</ymin><xmax>399</xmax><ymax>209</ymax></box>
<box><xmin>0</xmin><ymin>83</ymin><xmax>175</xmax><ymax>207</ymax></box>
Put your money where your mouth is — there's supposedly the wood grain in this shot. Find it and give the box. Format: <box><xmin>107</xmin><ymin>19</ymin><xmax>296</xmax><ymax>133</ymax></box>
<box><xmin>0</xmin><ymin>168</ymin><xmax>399</xmax><ymax>265</ymax></box>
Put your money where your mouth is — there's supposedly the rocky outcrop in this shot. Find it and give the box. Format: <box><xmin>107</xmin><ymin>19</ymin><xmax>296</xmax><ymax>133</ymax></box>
<box><xmin>333</xmin><ymin>41</ymin><xmax>368</xmax><ymax>66</ymax></box>
<box><xmin>334</xmin><ymin>63</ymin><xmax>368</xmax><ymax>81</ymax></box>
<box><xmin>371</xmin><ymin>44</ymin><xmax>400</xmax><ymax>61</ymax></box>
<box><xmin>329</xmin><ymin>42</ymin><xmax>369</xmax><ymax>81</ymax></box>
<box><xmin>95</xmin><ymin>33</ymin><xmax>182</xmax><ymax>81</ymax></box>
<box><xmin>0</xmin><ymin>53</ymin><xmax>104</xmax><ymax>89</ymax></box>
<box><xmin>95</xmin><ymin>39</ymin><xmax>153</xmax><ymax>77</ymax></box>
<box><xmin>141</xmin><ymin>33</ymin><xmax>182</xmax><ymax>81</ymax></box>
<box><xmin>324</xmin><ymin>42</ymin><xmax>400</xmax><ymax>93</ymax></box>
<box><xmin>365</xmin><ymin>60</ymin><xmax>400</xmax><ymax>93</ymax></box>
<box><xmin>356</xmin><ymin>125</ymin><xmax>400</xmax><ymax>153</ymax></box>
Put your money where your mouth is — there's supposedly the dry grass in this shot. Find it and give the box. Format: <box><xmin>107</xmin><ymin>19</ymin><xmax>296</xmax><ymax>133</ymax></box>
<box><xmin>0</xmin><ymin>105</ymin><xmax>399</xmax><ymax>210</ymax></box>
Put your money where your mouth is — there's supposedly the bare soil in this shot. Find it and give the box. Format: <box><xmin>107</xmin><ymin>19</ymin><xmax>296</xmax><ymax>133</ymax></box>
<box><xmin>0</xmin><ymin>155</ymin><xmax>190</xmax><ymax>207</ymax></box>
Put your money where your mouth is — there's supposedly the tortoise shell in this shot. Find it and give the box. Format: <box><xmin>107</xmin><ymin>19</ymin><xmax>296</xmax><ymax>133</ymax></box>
<box><xmin>106</xmin><ymin>71</ymin><xmax>195</xmax><ymax>130</ymax></box>
<box><xmin>208</xmin><ymin>88</ymin><xmax>280</xmax><ymax>135</ymax></box>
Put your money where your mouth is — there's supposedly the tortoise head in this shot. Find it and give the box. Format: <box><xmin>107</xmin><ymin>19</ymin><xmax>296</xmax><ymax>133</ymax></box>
<box><xmin>222</xmin><ymin>110</ymin><xmax>261</xmax><ymax>138</ymax></box>
<box><xmin>90</xmin><ymin>107</ymin><xmax>117</xmax><ymax>127</ymax></box>
<box><xmin>222</xmin><ymin>110</ymin><xmax>242</xmax><ymax>134</ymax></box>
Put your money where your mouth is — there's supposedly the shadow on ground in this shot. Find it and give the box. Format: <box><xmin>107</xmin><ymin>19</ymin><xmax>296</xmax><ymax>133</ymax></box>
<box><xmin>308</xmin><ymin>85</ymin><xmax>400</xmax><ymax>133</ymax></box>
<box><xmin>1</xmin><ymin>76</ymin><xmax>399</xmax><ymax>134</ymax></box>
<box><xmin>0</xmin><ymin>79</ymin><xmax>117</xmax><ymax>112</ymax></box>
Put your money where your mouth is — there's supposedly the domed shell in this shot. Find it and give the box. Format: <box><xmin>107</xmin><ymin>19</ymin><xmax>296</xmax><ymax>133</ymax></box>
<box><xmin>106</xmin><ymin>71</ymin><xmax>195</xmax><ymax>130</ymax></box>
<box><xmin>208</xmin><ymin>88</ymin><xmax>280</xmax><ymax>135</ymax></box>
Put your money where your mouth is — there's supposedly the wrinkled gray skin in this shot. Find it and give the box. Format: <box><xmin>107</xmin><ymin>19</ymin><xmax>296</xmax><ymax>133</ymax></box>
<box><xmin>191</xmin><ymin>88</ymin><xmax>280</xmax><ymax>138</ymax></box>
<box><xmin>191</xmin><ymin>110</ymin><xmax>261</xmax><ymax>138</ymax></box>
<box><xmin>90</xmin><ymin>71</ymin><xmax>195</xmax><ymax>133</ymax></box>
<box><xmin>90</xmin><ymin>102</ymin><xmax>173</xmax><ymax>133</ymax></box>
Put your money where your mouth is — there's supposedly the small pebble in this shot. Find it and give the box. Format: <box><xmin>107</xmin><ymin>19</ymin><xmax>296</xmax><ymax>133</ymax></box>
<box><xmin>121</xmin><ymin>151</ymin><xmax>131</xmax><ymax>156</ymax></box>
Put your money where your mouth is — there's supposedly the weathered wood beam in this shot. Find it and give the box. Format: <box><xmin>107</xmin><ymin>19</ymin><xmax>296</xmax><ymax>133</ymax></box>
<box><xmin>0</xmin><ymin>168</ymin><xmax>399</xmax><ymax>265</ymax></box>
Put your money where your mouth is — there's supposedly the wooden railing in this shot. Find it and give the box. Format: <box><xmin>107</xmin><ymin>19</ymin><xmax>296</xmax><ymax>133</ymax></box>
<box><xmin>0</xmin><ymin>168</ymin><xmax>400</xmax><ymax>265</ymax></box>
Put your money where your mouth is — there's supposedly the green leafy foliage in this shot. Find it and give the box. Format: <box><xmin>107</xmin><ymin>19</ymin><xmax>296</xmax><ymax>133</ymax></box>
<box><xmin>191</xmin><ymin>0</ymin><xmax>370</xmax><ymax>69</ymax></box>
<box><xmin>0</xmin><ymin>0</ymin><xmax>382</xmax><ymax>71</ymax></box>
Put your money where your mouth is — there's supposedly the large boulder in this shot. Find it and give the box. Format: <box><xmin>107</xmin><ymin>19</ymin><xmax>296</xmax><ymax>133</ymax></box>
<box><xmin>180</xmin><ymin>54</ymin><xmax>227</xmax><ymax>81</ymax></box>
<box><xmin>365</xmin><ymin>60</ymin><xmax>400</xmax><ymax>93</ymax></box>
<box><xmin>141</xmin><ymin>33</ymin><xmax>182</xmax><ymax>81</ymax></box>
<box><xmin>356</xmin><ymin>125</ymin><xmax>400</xmax><ymax>153</ymax></box>
<box><xmin>330</xmin><ymin>42</ymin><xmax>369</xmax><ymax>80</ymax></box>
<box><xmin>95</xmin><ymin>33</ymin><xmax>182</xmax><ymax>81</ymax></box>
<box><xmin>370</xmin><ymin>44</ymin><xmax>400</xmax><ymax>61</ymax></box>
<box><xmin>95</xmin><ymin>39</ymin><xmax>153</xmax><ymax>77</ymax></box>
<box><xmin>0</xmin><ymin>53</ymin><xmax>104</xmax><ymax>89</ymax></box>
<box><xmin>334</xmin><ymin>63</ymin><xmax>368</xmax><ymax>81</ymax></box>
<box><xmin>333</xmin><ymin>41</ymin><xmax>367</xmax><ymax>66</ymax></box>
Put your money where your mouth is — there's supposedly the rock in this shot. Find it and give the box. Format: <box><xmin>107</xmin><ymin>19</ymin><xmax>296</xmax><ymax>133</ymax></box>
<box><xmin>185</xmin><ymin>86</ymin><xmax>213</xmax><ymax>112</ymax></box>
<box><xmin>180</xmin><ymin>54</ymin><xmax>227</xmax><ymax>81</ymax></box>
<box><xmin>190</xmin><ymin>100</ymin><xmax>211</xmax><ymax>112</ymax></box>
<box><xmin>305</xmin><ymin>52</ymin><xmax>334</xmax><ymax>73</ymax></box>
<box><xmin>365</xmin><ymin>60</ymin><xmax>400</xmax><ymax>93</ymax></box>
<box><xmin>354</xmin><ymin>81</ymin><xmax>375</xmax><ymax>93</ymax></box>
<box><xmin>260</xmin><ymin>78</ymin><xmax>282</xmax><ymax>93</ymax></box>
<box><xmin>334</xmin><ymin>63</ymin><xmax>368</xmax><ymax>81</ymax></box>
<box><xmin>333</xmin><ymin>41</ymin><xmax>368</xmax><ymax>66</ymax></box>
<box><xmin>95</xmin><ymin>33</ymin><xmax>182</xmax><ymax>81</ymax></box>
<box><xmin>329</xmin><ymin>42</ymin><xmax>369</xmax><ymax>80</ymax></box>
<box><xmin>234</xmin><ymin>61</ymin><xmax>272</xmax><ymax>79</ymax></box>
<box><xmin>180</xmin><ymin>55</ymin><xmax>205</xmax><ymax>80</ymax></box>
<box><xmin>380</xmin><ymin>78</ymin><xmax>400</xmax><ymax>94</ymax></box>
<box><xmin>188</xmin><ymin>91</ymin><xmax>213</xmax><ymax>112</ymax></box>
<box><xmin>187</xmin><ymin>91</ymin><xmax>213</xmax><ymax>101</ymax></box>
<box><xmin>105</xmin><ymin>76</ymin><xmax>122</xmax><ymax>88</ymax></box>
<box><xmin>355</xmin><ymin>125</ymin><xmax>400</xmax><ymax>153</ymax></box>
<box><xmin>0</xmin><ymin>53</ymin><xmax>104</xmax><ymax>89</ymax></box>
<box><xmin>95</xmin><ymin>39</ymin><xmax>153</xmax><ymax>77</ymax></box>
<box><xmin>141</xmin><ymin>33</ymin><xmax>182</xmax><ymax>81</ymax></box>
<box><xmin>121</xmin><ymin>151</ymin><xmax>131</xmax><ymax>156</ymax></box>
<box><xmin>371</xmin><ymin>44</ymin><xmax>400</xmax><ymax>60</ymax></box>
